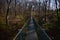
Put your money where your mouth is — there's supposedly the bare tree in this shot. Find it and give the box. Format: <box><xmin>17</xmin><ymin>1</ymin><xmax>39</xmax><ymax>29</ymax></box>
<box><xmin>39</xmin><ymin>0</ymin><xmax>41</xmax><ymax>17</ymax></box>
<box><xmin>44</xmin><ymin>0</ymin><xmax>48</xmax><ymax>23</ymax></box>
<box><xmin>6</xmin><ymin>0</ymin><xmax>13</xmax><ymax>26</ymax></box>
<box><xmin>48</xmin><ymin>0</ymin><xmax>51</xmax><ymax>13</ymax></box>
<box><xmin>15</xmin><ymin>0</ymin><xmax>16</xmax><ymax>16</ymax></box>
<box><xmin>58</xmin><ymin>0</ymin><xmax>60</xmax><ymax>10</ymax></box>
<box><xmin>55</xmin><ymin>0</ymin><xmax>59</xmax><ymax>21</ymax></box>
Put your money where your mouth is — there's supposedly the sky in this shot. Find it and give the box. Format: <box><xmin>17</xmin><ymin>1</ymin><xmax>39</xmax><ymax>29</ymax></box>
<box><xmin>28</xmin><ymin>0</ymin><xmax>58</xmax><ymax>9</ymax></box>
<box><xmin>19</xmin><ymin>0</ymin><xmax>59</xmax><ymax>10</ymax></box>
<box><xmin>50</xmin><ymin>0</ymin><xmax>59</xmax><ymax>10</ymax></box>
<box><xmin>35</xmin><ymin>0</ymin><xmax>59</xmax><ymax>10</ymax></box>
<box><xmin>0</xmin><ymin>0</ymin><xmax>59</xmax><ymax>9</ymax></box>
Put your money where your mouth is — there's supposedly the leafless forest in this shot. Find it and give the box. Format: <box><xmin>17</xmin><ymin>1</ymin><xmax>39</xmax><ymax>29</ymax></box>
<box><xmin>0</xmin><ymin>0</ymin><xmax>60</xmax><ymax>40</ymax></box>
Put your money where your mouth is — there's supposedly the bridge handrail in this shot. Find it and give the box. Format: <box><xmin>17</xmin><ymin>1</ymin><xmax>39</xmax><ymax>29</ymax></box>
<box><xmin>33</xmin><ymin>18</ymin><xmax>52</xmax><ymax>40</ymax></box>
<box><xmin>13</xmin><ymin>18</ymin><xmax>30</xmax><ymax>40</ymax></box>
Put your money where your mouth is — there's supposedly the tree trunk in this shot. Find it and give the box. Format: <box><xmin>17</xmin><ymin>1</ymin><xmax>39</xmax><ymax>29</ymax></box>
<box><xmin>55</xmin><ymin>0</ymin><xmax>59</xmax><ymax>21</ymax></box>
<box><xmin>15</xmin><ymin>0</ymin><xmax>16</xmax><ymax>16</ymax></box>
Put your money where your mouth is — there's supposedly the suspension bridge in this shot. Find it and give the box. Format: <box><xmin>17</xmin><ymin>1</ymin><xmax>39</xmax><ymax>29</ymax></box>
<box><xmin>13</xmin><ymin>16</ymin><xmax>52</xmax><ymax>40</ymax></box>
